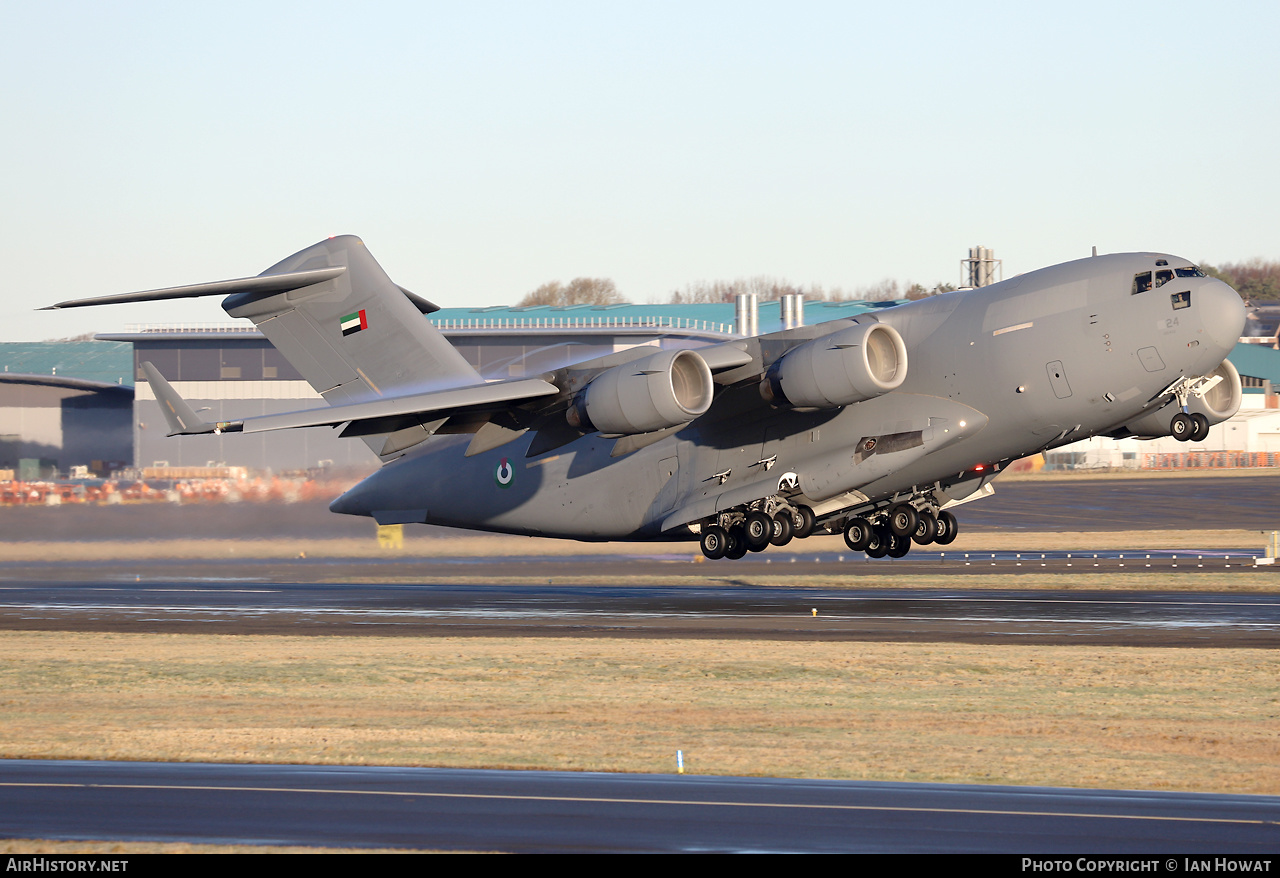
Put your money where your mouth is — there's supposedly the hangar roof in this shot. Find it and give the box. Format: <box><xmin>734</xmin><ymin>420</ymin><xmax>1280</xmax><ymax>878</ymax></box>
<box><xmin>1229</xmin><ymin>342</ymin><xmax>1280</xmax><ymax>384</ymax></box>
<box><xmin>0</xmin><ymin>341</ymin><xmax>134</xmax><ymax>387</ymax></box>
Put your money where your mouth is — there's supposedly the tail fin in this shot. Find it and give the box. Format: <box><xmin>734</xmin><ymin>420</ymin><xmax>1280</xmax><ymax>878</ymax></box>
<box><xmin>221</xmin><ymin>236</ymin><xmax>481</xmax><ymax>407</ymax></box>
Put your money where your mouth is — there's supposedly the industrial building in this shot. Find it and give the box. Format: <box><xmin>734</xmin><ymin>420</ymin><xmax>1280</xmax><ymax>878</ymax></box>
<box><xmin>0</xmin><ymin>343</ymin><xmax>133</xmax><ymax>478</ymax></box>
<box><xmin>5</xmin><ymin>282</ymin><xmax>1280</xmax><ymax>476</ymax></box>
<box><xmin>93</xmin><ymin>296</ymin><xmax>897</xmax><ymax>472</ymax></box>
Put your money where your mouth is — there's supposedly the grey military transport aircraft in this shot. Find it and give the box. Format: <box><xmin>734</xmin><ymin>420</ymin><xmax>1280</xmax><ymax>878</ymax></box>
<box><xmin>46</xmin><ymin>236</ymin><xmax>1246</xmax><ymax>560</ymax></box>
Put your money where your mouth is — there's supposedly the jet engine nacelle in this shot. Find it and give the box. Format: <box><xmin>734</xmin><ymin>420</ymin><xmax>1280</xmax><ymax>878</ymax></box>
<box><xmin>1121</xmin><ymin>358</ymin><xmax>1243</xmax><ymax>438</ymax></box>
<box><xmin>567</xmin><ymin>348</ymin><xmax>714</xmax><ymax>435</ymax></box>
<box><xmin>760</xmin><ymin>321</ymin><xmax>908</xmax><ymax>409</ymax></box>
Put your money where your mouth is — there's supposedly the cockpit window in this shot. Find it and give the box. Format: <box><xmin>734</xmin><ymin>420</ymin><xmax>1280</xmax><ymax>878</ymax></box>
<box><xmin>1154</xmin><ymin>269</ymin><xmax>1174</xmax><ymax>288</ymax></box>
<box><xmin>1175</xmin><ymin>266</ymin><xmax>1206</xmax><ymax>278</ymax></box>
<box><xmin>1132</xmin><ymin>271</ymin><xmax>1153</xmax><ymax>294</ymax></box>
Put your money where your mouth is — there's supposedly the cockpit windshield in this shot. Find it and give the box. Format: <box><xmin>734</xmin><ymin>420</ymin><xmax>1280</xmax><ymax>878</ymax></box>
<box><xmin>1133</xmin><ymin>264</ymin><xmax>1205</xmax><ymax>294</ymax></box>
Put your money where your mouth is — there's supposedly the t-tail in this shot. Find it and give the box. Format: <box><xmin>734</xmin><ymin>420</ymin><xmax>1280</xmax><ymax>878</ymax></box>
<box><xmin>45</xmin><ymin>236</ymin><xmax>489</xmax><ymax>455</ymax></box>
<box><xmin>219</xmin><ymin>236</ymin><xmax>481</xmax><ymax>405</ymax></box>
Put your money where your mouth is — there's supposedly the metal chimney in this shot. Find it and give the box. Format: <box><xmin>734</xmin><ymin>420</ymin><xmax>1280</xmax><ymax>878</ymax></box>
<box><xmin>735</xmin><ymin>293</ymin><xmax>758</xmax><ymax>336</ymax></box>
<box><xmin>962</xmin><ymin>246</ymin><xmax>1002</xmax><ymax>287</ymax></box>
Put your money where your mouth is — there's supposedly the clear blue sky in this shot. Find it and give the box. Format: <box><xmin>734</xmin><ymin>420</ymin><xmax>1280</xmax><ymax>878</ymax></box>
<box><xmin>4</xmin><ymin>1</ymin><xmax>1278</xmax><ymax>340</ymax></box>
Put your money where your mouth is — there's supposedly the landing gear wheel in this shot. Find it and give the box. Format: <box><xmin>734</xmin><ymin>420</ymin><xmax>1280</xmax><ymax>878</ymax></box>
<box><xmin>843</xmin><ymin>517</ymin><xmax>873</xmax><ymax>552</ymax></box>
<box><xmin>700</xmin><ymin>525</ymin><xmax>729</xmax><ymax>560</ymax></box>
<box><xmin>935</xmin><ymin>510</ymin><xmax>959</xmax><ymax>545</ymax></box>
<box><xmin>886</xmin><ymin>533</ymin><xmax>911</xmax><ymax>558</ymax></box>
<box><xmin>1190</xmin><ymin>413</ymin><xmax>1210</xmax><ymax>442</ymax></box>
<box><xmin>791</xmin><ymin>505</ymin><xmax>816</xmax><ymax>539</ymax></box>
<box><xmin>725</xmin><ymin>527</ymin><xmax>749</xmax><ymax>560</ymax></box>
<box><xmin>911</xmin><ymin>510</ymin><xmax>937</xmax><ymax>545</ymax></box>
<box><xmin>743</xmin><ymin>511</ymin><xmax>773</xmax><ymax>550</ymax></box>
<box><xmin>888</xmin><ymin>503</ymin><xmax>918</xmax><ymax>538</ymax></box>
<box><xmin>864</xmin><ymin>526</ymin><xmax>890</xmax><ymax>559</ymax></box>
<box><xmin>1171</xmin><ymin>412</ymin><xmax>1194</xmax><ymax>442</ymax></box>
<box><xmin>770</xmin><ymin>511</ymin><xmax>794</xmax><ymax>547</ymax></box>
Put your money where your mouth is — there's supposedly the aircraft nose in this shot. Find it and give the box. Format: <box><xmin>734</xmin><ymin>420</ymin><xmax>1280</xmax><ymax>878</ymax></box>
<box><xmin>1199</xmin><ymin>281</ymin><xmax>1246</xmax><ymax>353</ymax></box>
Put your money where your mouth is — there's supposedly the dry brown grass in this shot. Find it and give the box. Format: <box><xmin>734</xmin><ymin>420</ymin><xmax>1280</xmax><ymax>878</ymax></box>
<box><xmin>2</xmin><ymin>631</ymin><xmax>1277</xmax><ymax>795</ymax></box>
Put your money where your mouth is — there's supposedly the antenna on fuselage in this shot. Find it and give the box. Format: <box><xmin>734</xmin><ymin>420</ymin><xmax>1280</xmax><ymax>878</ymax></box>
<box><xmin>1092</xmin><ymin>246</ymin><xmax>1098</xmax><ymax>257</ymax></box>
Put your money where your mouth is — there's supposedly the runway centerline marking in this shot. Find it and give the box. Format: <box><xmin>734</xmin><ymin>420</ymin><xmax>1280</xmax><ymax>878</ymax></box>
<box><xmin>0</xmin><ymin>781</ymin><xmax>1273</xmax><ymax>827</ymax></box>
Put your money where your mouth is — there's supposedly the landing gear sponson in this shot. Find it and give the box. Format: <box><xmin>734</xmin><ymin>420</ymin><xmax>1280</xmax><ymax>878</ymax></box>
<box><xmin>696</xmin><ymin>492</ymin><xmax>958</xmax><ymax>561</ymax></box>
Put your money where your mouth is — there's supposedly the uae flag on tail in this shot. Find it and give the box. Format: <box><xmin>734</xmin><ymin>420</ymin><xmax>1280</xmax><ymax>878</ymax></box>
<box><xmin>340</xmin><ymin>309</ymin><xmax>368</xmax><ymax>336</ymax></box>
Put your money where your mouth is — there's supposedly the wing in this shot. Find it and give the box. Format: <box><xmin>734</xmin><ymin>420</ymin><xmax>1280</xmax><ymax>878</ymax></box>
<box><xmin>142</xmin><ymin>360</ymin><xmax>559</xmax><ymax>449</ymax></box>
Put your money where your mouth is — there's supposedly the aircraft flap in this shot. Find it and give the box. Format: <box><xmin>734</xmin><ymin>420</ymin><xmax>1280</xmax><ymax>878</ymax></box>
<box><xmin>226</xmin><ymin>377</ymin><xmax>560</xmax><ymax>435</ymax></box>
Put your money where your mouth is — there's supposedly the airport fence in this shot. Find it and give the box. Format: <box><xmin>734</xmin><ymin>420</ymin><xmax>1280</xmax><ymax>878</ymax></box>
<box><xmin>1141</xmin><ymin>451</ymin><xmax>1280</xmax><ymax>469</ymax></box>
<box><xmin>0</xmin><ymin>475</ymin><xmax>362</xmax><ymax>507</ymax></box>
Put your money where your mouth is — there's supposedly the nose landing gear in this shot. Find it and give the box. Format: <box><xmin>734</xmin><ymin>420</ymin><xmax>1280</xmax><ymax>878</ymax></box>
<box><xmin>1164</xmin><ymin>375</ymin><xmax>1220</xmax><ymax>443</ymax></box>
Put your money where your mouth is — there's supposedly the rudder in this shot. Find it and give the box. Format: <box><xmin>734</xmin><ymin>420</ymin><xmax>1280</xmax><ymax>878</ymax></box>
<box><xmin>221</xmin><ymin>236</ymin><xmax>480</xmax><ymax>407</ymax></box>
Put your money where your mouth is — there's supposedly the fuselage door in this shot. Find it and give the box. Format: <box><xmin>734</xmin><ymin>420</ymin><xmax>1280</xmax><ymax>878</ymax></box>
<box><xmin>1046</xmin><ymin>360</ymin><xmax>1072</xmax><ymax>399</ymax></box>
<box><xmin>654</xmin><ymin>456</ymin><xmax>681</xmax><ymax>513</ymax></box>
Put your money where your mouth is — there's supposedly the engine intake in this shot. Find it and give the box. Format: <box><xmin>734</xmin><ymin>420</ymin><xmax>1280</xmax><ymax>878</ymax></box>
<box><xmin>1193</xmin><ymin>358</ymin><xmax>1243</xmax><ymax>423</ymax></box>
<box><xmin>761</xmin><ymin>322</ymin><xmax>908</xmax><ymax>409</ymax></box>
<box><xmin>568</xmin><ymin>349</ymin><xmax>714</xmax><ymax>435</ymax></box>
<box><xmin>1120</xmin><ymin>358</ymin><xmax>1243</xmax><ymax>438</ymax></box>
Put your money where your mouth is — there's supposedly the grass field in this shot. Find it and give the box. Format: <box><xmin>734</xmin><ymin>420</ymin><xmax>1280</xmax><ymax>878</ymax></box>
<box><xmin>2</xmin><ymin>630</ymin><xmax>1277</xmax><ymax>795</ymax></box>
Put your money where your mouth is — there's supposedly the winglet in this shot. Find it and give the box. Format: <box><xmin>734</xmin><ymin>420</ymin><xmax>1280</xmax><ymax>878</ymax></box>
<box><xmin>140</xmin><ymin>361</ymin><xmax>227</xmax><ymax>436</ymax></box>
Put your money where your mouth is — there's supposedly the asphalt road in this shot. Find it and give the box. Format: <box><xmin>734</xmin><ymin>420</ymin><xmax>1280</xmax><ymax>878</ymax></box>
<box><xmin>3</xmin><ymin>760</ymin><xmax>1277</xmax><ymax>853</ymax></box>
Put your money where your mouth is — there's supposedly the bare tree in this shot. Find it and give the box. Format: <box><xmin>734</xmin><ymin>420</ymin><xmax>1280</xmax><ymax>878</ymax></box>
<box><xmin>1203</xmin><ymin>259</ymin><xmax>1280</xmax><ymax>303</ymax></box>
<box><xmin>517</xmin><ymin>278</ymin><xmax>627</xmax><ymax>307</ymax></box>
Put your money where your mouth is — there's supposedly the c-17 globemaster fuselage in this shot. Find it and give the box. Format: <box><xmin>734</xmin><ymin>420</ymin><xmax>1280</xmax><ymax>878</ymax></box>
<box><xmin>46</xmin><ymin>238</ymin><xmax>1245</xmax><ymax>560</ymax></box>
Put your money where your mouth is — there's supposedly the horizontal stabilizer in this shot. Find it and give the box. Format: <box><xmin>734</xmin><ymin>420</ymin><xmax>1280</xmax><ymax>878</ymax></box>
<box><xmin>140</xmin><ymin>362</ymin><xmax>216</xmax><ymax>436</ymax></box>
<box><xmin>41</xmin><ymin>267</ymin><xmax>347</xmax><ymax>310</ymax></box>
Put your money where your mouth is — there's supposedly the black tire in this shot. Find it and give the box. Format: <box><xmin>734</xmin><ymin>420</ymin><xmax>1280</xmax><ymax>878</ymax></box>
<box><xmin>1190</xmin><ymin>412</ymin><xmax>1210</xmax><ymax>442</ymax></box>
<box><xmin>912</xmin><ymin>510</ymin><xmax>937</xmax><ymax>545</ymax></box>
<box><xmin>888</xmin><ymin>503</ymin><xmax>918</xmax><ymax>538</ymax></box>
<box><xmin>843</xmin><ymin>517</ymin><xmax>873</xmax><ymax>552</ymax></box>
<box><xmin>700</xmin><ymin>525</ymin><xmax>729</xmax><ymax>560</ymax></box>
<box><xmin>791</xmin><ymin>505</ymin><xmax>816</xmax><ymax>539</ymax></box>
<box><xmin>865</xmin><ymin>526</ymin><xmax>890</xmax><ymax>559</ymax></box>
<box><xmin>1171</xmin><ymin>412</ymin><xmax>1194</xmax><ymax>442</ymax></box>
<box><xmin>886</xmin><ymin>533</ymin><xmax>911</xmax><ymax>558</ymax></box>
<box><xmin>770</xmin><ymin>512</ymin><xmax>794</xmax><ymax>547</ymax></box>
<box><xmin>935</xmin><ymin>510</ymin><xmax>958</xmax><ymax>545</ymax></box>
<box><xmin>725</xmin><ymin>527</ymin><xmax>749</xmax><ymax>560</ymax></box>
<box><xmin>743</xmin><ymin>511</ymin><xmax>772</xmax><ymax>549</ymax></box>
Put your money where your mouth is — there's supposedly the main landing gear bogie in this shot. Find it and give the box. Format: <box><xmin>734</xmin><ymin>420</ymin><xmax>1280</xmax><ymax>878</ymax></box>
<box><xmin>700</xmin><ymin>500</ymin><xmax>813</xmax><ymax>560</ymax></box>
<box><xmin>701</xmin><ymin>497</ymin><xmax>961</xmax><ymax>561</ymax></box>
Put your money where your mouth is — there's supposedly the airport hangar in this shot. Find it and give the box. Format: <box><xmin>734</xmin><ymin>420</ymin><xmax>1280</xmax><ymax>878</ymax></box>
<box><xmin>104</xmin><ymin>296</ymin><xmax>876</xmax><ymax>472</ymax></box>
<box><xmin>5</xmin><ymin>296</ymin><xmax>1280</xmax><ymax>476</ymax></box>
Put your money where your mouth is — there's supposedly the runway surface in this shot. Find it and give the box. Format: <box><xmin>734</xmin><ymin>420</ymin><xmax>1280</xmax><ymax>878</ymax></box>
<box><xmin>2</xmin><ymin>578</ymin><xmax>1279</xmax><ymax>647</ymax></box>
<box><xmin>3</xmin><ymin>760</ymin><xmax>1277</xmax><ymax>853</ymax></box>
<box><xmin>2</xmin><ymin>474</ymin><xmax>1278</xmax><ymax>851</ymax></box>
<box><xmin>2</xmin><ymin>472</ymin><xmax>1279</xmax><ymax>543</ymax></box>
